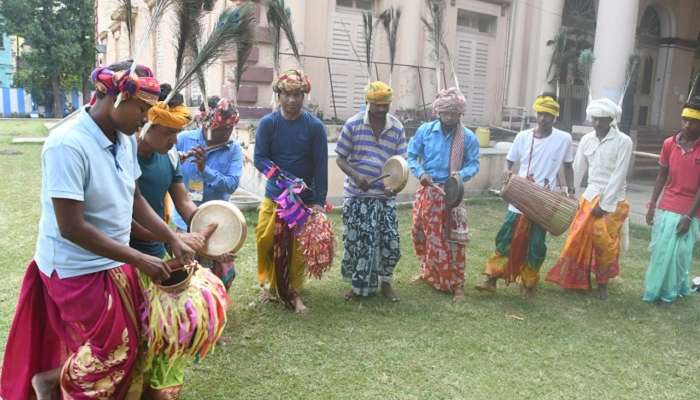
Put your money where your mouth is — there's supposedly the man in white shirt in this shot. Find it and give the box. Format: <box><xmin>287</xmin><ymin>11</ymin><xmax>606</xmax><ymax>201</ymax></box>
<box><xmin>546</xmin><ymin>98</ymin><xmax>633</xmax><ymax>299</ymax></box>
<box><xmin>476</xmin><ymin>94</ymin><xmax>575</xmax><ymax>298</ymax></box>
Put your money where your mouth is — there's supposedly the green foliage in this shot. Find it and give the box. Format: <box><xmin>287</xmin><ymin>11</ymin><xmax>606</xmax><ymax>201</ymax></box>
<box><xmin>1</xmin><ymin>0</ymin><xmax>95</xmax><ymax>114</ymax></box>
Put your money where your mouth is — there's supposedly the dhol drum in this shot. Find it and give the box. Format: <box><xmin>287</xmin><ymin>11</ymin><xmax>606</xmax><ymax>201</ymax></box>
<box><xmin>501</xmin><ymin>175</ymin><xmax>578</xmax><ymax>236</ymax></box>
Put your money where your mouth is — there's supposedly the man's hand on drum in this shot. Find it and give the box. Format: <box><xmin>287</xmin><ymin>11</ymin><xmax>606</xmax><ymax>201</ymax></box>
<box><xmin>192</xmin><ymin>146</ymin><xmax>206</xmax><ymax>173</ymax></box>
<box><xmin>383</xmin><ymin>187</ymin><xmax>395</xmax><ymax>197</ymax></box>
<box><xmin>501</xmin><ymin>170</ymin><xmax>513</xmax><ymax>185</ymax></box>
<box><xmin>419</xmin><ymin>174</ymin><xmax>433</xmax><ymax>187</ymax></box>
<box><xmin>131</xmin><ymin>251</ymin><xmax>171</xmax><ymax>283</ymax></box>
<box><xmin>168</xmin><ymin>235</ymin><xmax>195</xmax><ymax>264</ymax></box>
<box><xmin>178</xmin><ymin>223</ymin><xmax>218</xmax><ymax>254</ymax></box>
<box><xmin>353</xmin><ymin>173</ymin><xmax>371</xmax><ymax>192</ymax></box>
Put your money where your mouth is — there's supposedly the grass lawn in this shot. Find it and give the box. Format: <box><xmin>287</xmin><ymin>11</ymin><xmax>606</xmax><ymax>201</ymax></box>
<box><xmin>0</xmin><ymin>119</ymin><xmax>49</xmax><ymax>144</ymax></box>
<box><xmin>1</xmin><ymin>126</ymin><xmax>700</xmax><ymax>399</ymax></box>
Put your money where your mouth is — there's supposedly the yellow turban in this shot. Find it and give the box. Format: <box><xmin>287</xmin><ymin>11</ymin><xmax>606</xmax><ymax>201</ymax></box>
<box><xmin>148</xmin><ymin>101</ymin><xmax>192</xmax><ymax>129</ymax></box>
<box><xmin>532</xmin><ymin>95</ymin><xmax>560</xmax><ymax>117</ymax></box>
<box><xmin>365</xmin><ymin>81</ymin><xmax>392</xmax><ymax>104</ymax></box>
<box><xmin>681</xmin><ymin>107</ymin><xmax>700</xmax><ymax>121</ymax></box>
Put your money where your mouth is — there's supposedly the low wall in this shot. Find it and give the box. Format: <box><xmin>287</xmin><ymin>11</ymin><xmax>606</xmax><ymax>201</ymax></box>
<box><xmin>239</xmin><ymin>142</ymin><xmax>509</xmax><ymax>206</ymax></box>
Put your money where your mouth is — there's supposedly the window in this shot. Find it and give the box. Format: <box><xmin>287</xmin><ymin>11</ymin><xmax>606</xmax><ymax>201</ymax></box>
<box><xmin>337</xmin><ymin>0</ymin><xmax>371</xmax><ymax>10</ymax></box>
<box><xmin>638</xmin><ymin>7</ymin><xmax>661</xmax><ymax>37</ymax></box>
<box><xmin>457</xmin><ymin>10</ymin><xmax>497</xmax><ymax>35</ymax></box>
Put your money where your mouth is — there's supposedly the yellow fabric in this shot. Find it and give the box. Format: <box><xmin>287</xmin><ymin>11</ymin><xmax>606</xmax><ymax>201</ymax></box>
<box><xmin>256</xmin><ymin>198</ymin><xmax>306</xmax><ymax>293</ymax></box>
<box><xmin>365</xmin><ymin>81</ymin><xmax>392</xmax><ymax>104</ymax></box>
<box><xmin>483</xmin><ymin>254</ymin><xmax>540</xmax><ymax>289</ymax></box>
<box><xmin>148</xmin><ymin>101</ymin><xmax>192</xmax><ymax>129</ymax></box>
<box><xmin>532</xmin><ymin>96</ymin><xmax>560</xmax><ymax>117</ymax></box>
<box><xmin>681</xmin><ymin>107</ymin><xmax>700</xmax><ymax>120</ymax></box>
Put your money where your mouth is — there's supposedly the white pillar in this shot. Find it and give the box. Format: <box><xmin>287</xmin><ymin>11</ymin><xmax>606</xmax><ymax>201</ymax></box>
<box><xmin>590</xmin><ymin>0</ymin><xmax>640</xmax><ymax>102</ymax></box>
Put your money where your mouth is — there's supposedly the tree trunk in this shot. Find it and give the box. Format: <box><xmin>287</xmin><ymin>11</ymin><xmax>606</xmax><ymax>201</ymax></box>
<box><xmin>51</xmin><ymin>77</ymin><xmax>62</xmax><ymax>118</ymax></box>
<box><xmin>81</xmin><ymin>72</ymin><xmax>90</xmax><ymax>106</ymax></box>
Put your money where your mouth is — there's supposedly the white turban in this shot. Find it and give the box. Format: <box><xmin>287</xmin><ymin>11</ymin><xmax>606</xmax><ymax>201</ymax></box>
<box><xmin>586</xmin><ymin>98</ymin><xmax>622</xmax><ymax>123</ymax></box>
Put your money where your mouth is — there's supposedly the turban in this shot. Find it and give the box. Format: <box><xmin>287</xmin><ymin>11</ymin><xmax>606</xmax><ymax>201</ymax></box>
<box><xmin>90</xmin><ymin>66</ymin><xmax>160</xmax><ymax>106</ymax></box>
<box><xmin>199</xmin><ymin>98</ymin><xmax>240</xmax><ymax>130</ymax></box>
<box><xmin>365</xmin><ymin>81</ymin><xmax>392</xmax><ymax>104</ymax></box>
<box><xmin>532</xmin><ymin>95</ymin><xmax>560</xmax><ymax>117</ymax></box>
<box><xmin>272</xmin><ymin>69</ymin><xmax>311</xmax><ymax>94</ymax></box>
<box><xmin>586</xmin><ymin>98</ymin><xmax>622</xmax><ymax>123</ymax></box>
<box><xmin>148</xmin><ymin>101</ymin><xmax>192</xmax><ymax>130</ymax></box>
<box><xmin>432</xmin><ymin>87</ymin><xmax>466</xmax><ymax>114</ymax></box>
<box><xmin>681</xmin><ymin>106</ymin><xmax>700</xmax><ymax>121</ymax></box>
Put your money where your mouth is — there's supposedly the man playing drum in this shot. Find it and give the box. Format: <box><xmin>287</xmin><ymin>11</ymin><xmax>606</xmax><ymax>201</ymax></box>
<box><xmin>131</xmin><ymin>83</ymin><xmax>226</xmax><ymax>399</ymax></box>
<box><xmin>407</xmin><ymin>87</ymin><xmax>480</xmax><ymax>302</ymax></box>
<box><xmin>476</xmin><ymin>94</ymin><xmax>575</xmax><ymax>299</ymax></box>
<box><xmin>546</xmin><ymin>98</ymin><xmax>633</xmax><ymax>300</ymax></box>
<box><xmin>336</xmin><ymin>81</ymin><xmax>406</xmax><ymax>302</ymax></box>
<box><xmin>254</xmin><ymin>69</ymin><xmax>328</xmax><ymax>313</ymax></box>
<box><xmin>173</xmin><ymin>96</ymin><xmax>243</xmax><ymax>290</ymax></box>
<box><xmin>0</xmin><ymin>61</ymin><xmax>194</xmax><ymax>400</ymax></box>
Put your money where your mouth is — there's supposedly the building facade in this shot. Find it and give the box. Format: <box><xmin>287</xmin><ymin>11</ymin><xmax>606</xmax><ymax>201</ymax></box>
<box><xmin>95</xmin><ymin>0</ymin><xmax>699</xmax><ymax>139</ymax></box>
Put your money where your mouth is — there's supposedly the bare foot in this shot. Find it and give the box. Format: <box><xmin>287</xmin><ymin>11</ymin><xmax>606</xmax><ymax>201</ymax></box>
<box><xmin>411</xmin><ymin>274</ymin><xmax>424</xmax><ymax>284</ymax></box>
<box><xmin>520</xmin><ymin>286</ymin><xmax>536</xmax><ymax>299</ymax></box>
<box><xmin>453</xmin><ymin>287</ymin><xmax>465</xmax><ymax>302</ymax></box>
<box><xmin>293</xmin><ymin>296</ymin><xmax>307</xmax><ymax>314</ymax></box>
<box><xmin>475</xmin><ymin>277</ymin><xmax>497</xmax><ymax>292</ymax></box>
<box><xmin>344</xmin><ymin>290</ymin><xmax>355</xmax><ymax>301</ymax></box>
<box><xmin>32</xmin><ymin>369</ymin><xmax>60</xmax><ymax>400</ymax></box>
<box><xmin>381</xmin><ymin>282</ymin><xmax>399</xmax><ymax>302</ymax></box>
<box><xmin>596</xmin><ymin>284</ymin><xmax>608</xmax><ymax>300</ymax></box>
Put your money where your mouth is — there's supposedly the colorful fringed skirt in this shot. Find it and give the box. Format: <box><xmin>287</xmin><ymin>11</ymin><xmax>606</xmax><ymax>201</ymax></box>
<box><xmin>643</xmin><ymin>209</ymin><xmax>699</xmax><ymax>303</ymax></box>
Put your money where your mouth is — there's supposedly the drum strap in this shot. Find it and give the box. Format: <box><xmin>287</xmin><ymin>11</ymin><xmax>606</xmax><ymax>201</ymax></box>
<box><xmin>448</xmin><ymin>124</ymin><xmax>465</xmax><ymax>174</ymax></box>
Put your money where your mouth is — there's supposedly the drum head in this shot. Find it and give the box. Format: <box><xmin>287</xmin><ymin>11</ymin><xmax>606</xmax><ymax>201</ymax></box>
<box><xmin>444</xmin><ymin>175</ymin><xmax>464</xmax><ymax>207</ymax></box>
<box><xmin>381</xmin><ymin>156</ymin><xmax>409</xmax><ymax>193</ymax></box>
<box><xmin>190</xmin><ymin>200</ymin><xmax>247</xmax><ymax>257</ymax></box>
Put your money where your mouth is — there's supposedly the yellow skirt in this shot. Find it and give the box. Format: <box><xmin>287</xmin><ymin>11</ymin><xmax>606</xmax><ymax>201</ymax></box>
<box><xmin>256</xmin><ymin>198</ymin><xmax>306</xmax><ymax>294</ymax></box>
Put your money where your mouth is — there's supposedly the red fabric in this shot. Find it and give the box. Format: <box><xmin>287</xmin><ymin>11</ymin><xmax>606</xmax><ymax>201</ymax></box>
<box><xmin>0</xmin><ymin>261</ymin><xmax>144</xmax><ymax>400</ymax></box>
<box><xmin>658</xmin><ymin>134</ymin><xmax>700</xmax><ymax>218</ymax></box>
<box><xmin>412</xmin><ymin>185</ymin><xmax>466</xmax><ymax>292</ymax></box>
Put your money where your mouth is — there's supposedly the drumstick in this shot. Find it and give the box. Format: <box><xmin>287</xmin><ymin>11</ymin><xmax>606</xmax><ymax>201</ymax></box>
<box><xmin>368</xmin><ymin>174</ymin><xmax>391</xmax><ymax>185</ymax></box>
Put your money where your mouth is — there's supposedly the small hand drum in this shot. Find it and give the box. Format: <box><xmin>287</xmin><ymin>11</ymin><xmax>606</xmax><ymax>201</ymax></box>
<box><xmin>444</xmin><ymin>175</ymin><xmax>464</xmax><ymax>207</ymax></box>
<box><xmin>378</xmin><ymin>155</ymin><xmax>409</xmax><ymax>193</ymax></box>
<box><xmin>190</xmin><ymin>200</ymin><xmax>247</xmax><ymax>257</ymax></box>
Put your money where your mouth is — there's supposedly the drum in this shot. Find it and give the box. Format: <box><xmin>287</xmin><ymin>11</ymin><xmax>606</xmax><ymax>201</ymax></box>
<box><xmin>378</xmin><ymin>155</ymin><xmax>409</xmax><ymax>193</ymax></box>
<box><xmin>444</xmin><ymin>175</ymin><xmax>464</xmax><ymax>207</ymax></box>
<box><xmin>190</xmin><ymin>200</ymin><xmax>247</xmax><ymax>256</ymax></box>
<box><xmin>144</xmin><ymin>262</ymin><xmax>230</xmax><ymax>362</ymax></box>
<box><xmin>501</xmin><ymin>175</ymin><xmax>578</xmax><ymax>236</ymax></box>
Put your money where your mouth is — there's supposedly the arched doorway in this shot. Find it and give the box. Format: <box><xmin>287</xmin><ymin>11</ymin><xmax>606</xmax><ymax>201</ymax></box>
<box><xmin>634</xmin><ymin>4</ymin><xmax>675</xmax><ymax>130</ymax></box>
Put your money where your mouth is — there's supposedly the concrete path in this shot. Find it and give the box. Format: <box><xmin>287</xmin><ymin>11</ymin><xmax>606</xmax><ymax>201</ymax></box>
<box><xmin>626</xmin><ymin>179</ymin><xmax>655</xmax><ymax>226</ymax></box>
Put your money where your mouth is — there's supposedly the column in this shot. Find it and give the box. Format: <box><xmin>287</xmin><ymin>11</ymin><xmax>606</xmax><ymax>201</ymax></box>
<box><xmin>590</xmin><ymin>0</ymin><xmax>640</xmax><ymax>102</ymax></box>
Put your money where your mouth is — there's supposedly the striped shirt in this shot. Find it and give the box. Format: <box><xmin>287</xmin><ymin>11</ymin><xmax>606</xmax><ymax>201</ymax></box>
<box><xmin>336</xmin><ymin>111</ymin><xmax>407</xmax><ymax>198</ymax></box>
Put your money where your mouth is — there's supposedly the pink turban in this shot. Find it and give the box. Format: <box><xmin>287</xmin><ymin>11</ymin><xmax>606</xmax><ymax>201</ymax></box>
<box><xmin>432</xmin><ymin>87</ymin><xmax>466</xmax><ymax>115</ymax></box>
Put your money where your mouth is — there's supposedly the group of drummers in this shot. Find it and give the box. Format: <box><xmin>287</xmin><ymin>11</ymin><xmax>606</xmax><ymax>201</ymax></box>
<box><xmin>1</xmin><ymin>60</ymin><xmax>699</xmax><ymax>399</ymax></box>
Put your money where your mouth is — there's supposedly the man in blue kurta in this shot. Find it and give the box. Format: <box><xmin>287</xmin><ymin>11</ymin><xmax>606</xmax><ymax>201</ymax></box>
<box><xmin>172</xmin><ymin>96</ymin><xmax>243</xmax><ymax>289</ymax></box>
<box><xmin>336</xmin><ymin>81</ymin><xmax>406</xmax><ymax>301</ymax></box>
<box><xmin>407</xmin><ymin>87</ymin><xmax>480</xmax><ymax>301</ymax></box>
<box><xmin>254</xmin><ymin>69</ymin><xmax>328</xmax><ymax>313</ymax></box>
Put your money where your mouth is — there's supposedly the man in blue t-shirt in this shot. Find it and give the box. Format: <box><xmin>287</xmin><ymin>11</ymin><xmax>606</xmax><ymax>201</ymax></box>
<box><xmin>254</xmin><ymin>69</ymin><xmax>328</xmax><ymax>313</ymax></box>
